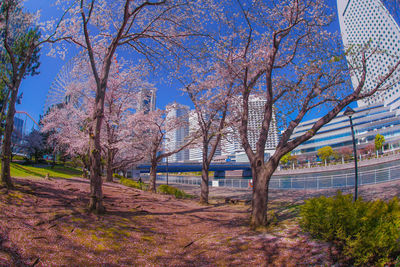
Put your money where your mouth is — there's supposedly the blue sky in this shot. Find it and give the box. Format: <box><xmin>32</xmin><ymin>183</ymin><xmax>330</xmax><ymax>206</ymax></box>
<box><xmin>18</xmin><ymin>0</ymin><xmax>343</xmax><ymax>131</ymax></box>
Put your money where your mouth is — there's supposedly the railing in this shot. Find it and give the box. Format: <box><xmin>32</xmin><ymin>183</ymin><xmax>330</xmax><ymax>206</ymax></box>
<box><xmin>154</xmin><ymin>164</ymin><xmax>400</xmax><ymax>190</ymax></box>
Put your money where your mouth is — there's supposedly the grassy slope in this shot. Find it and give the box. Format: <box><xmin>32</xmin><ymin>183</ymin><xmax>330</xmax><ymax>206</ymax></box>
<box><xmin>9</xmin><ymin>163</ymin><xmax>82</xmax><ymax>179</ymax></box>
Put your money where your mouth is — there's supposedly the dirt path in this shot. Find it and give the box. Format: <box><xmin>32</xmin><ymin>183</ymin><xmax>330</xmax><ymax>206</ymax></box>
<box><xmin>2</xmin><ymin>175</ymin><xmax>398</xmax><ymax>266</ymax></box>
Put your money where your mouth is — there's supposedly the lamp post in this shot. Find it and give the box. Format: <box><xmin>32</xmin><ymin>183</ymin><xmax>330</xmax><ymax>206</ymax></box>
<box><xmin>344</xmin><ymin>106</ymin><xmax>358</xmax><ymax>201</ymax></box>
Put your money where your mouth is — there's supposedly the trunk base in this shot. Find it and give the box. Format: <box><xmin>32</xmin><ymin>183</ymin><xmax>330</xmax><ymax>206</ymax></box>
<box><xmin>0</xmin><ymin>180</ymin><xmax>13</xmax><ymax>190</ymax></box>
<box><xmin>1</xmin><ymin>164</ymin><xmax>14</xmax><ymax>190</ymax></box>
<box><xmin>199</xmin><ymin>198</ymin><xmax>209</xmax><ymax>205</ymax></box>
<box><xmin>88</xmin><ymin>196</ymin><xmax>106</xmax><ymax>214</ymax></box>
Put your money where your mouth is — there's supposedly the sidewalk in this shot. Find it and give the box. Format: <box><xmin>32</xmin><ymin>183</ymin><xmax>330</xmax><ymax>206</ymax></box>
<box><xmin>169</xmin><ymin>177</ymin><xmax>400</xmax><ymax>204</ymax></box>
<box><xmin>275</xmin><ymin>152</ymin><xmax>400</xmax><ymax>175</ymax></box>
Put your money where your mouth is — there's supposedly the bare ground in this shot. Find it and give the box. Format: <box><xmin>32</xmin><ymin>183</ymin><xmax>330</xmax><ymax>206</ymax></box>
<box><xmin>1</xmin><ymin>175</ymin><xmax>400</xmax><ymax>266</ymax></box>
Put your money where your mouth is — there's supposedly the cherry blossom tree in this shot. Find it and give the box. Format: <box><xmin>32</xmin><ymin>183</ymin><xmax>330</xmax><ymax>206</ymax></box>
<box><xmin>218</xmin><ymin>0</ymin><xmax>400</xmax><ymax>227</ymax></box>
<box><xmin>134</xmin><ymin>109</ymin><xmax>197</xmax><ymax>192</ymax></box>
<box><xmin>183</xmin><ymin>61</ymin><xmax>237</xmax><ymax>204</ymax></box>
<box><xmin>23</xmin><ymin>129</ymin><xmax>45</xmax><ymax>163</ymax></box>
<box><xmin>41</xmin><ymin>96</ymin><xmax>92</xmax><ymax>168</ymax></box>
<box><xmin>101</xmin><ymin>62</ymin><xmax>154</xmax><ymax>182</ymax></box>
<box><xmin>41</xmin><ymin>55</ymin><xmax>153</xmax><ymax>183</ymax></box>
<box><xmin>49</xmin><ymin>0</ymin><xmax>207</xmax><ymax>213</ymax></box>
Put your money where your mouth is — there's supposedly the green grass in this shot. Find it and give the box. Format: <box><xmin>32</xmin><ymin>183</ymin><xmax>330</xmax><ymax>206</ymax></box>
<box><xmin>119</xmin><ymin>177</ymin><xmax>148</xmax><ymax>190</ymax></box>
<box><xmin>157</xmin><ymin>184</ymin><xmax>194</xmax><ymax>199</ymax></box>
<box><xmin>9</xmin><ymin>163</ymin><xmax>82</xmax><ymax>179</ymax></box>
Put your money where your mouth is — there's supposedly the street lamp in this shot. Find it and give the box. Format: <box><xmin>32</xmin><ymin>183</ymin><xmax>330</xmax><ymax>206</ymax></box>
<box><xmin>344</xmin><ymin>106</ymin><xmax>358</xmax><ymax>201</ymax></box>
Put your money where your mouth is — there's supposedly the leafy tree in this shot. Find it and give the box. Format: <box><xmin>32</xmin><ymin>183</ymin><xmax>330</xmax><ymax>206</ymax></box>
<box><xmin>374</xmin><ymin>134</ymin><xmax>385</xmax><ymax>153</ymax></box>
<box><xmin>0</xmin><ymin>0</ymin><xmax>41</xmax><ymax>188</ymax></box>
<box><xmin>0</xmin><ymin>0</ymin><xmax>66</xmax><ymax>188</ymax></box>
<box><xmin>280</xmin><ymin>152</ymin><xmax>293</xmax><ymax>165</ymax></box>
<box><xmin>317</xmin><ymin>146</ymin><xmax>334</xmax><ymax>164</ymax></box>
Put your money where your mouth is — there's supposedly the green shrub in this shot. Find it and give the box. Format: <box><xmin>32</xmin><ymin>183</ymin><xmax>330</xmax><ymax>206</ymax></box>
<box><xmin>157</xmin><ymin>184</ymin><xmax>193</xmax><ymax>199</ymax></box>
<box><xmin>113</xmin><ymin>173</ymin><xmax>124</xmax><ymax>179</ymax></box>
<box><xmin>119</xmin><ymin>177</ymin><xmax>148</xmax><ymax>190</ymax></box>
<box><xmin>300</xmin><ymin>191</ymin><xmax>400</xmax><ymax>266</ymax></box>
<box><xmin>12</xmin><ymin>155</ymin><xmax>25</xmax><ymax>161</ymax></box>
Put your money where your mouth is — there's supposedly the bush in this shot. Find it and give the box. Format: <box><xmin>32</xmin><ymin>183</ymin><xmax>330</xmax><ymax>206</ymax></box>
<box><xmin>113</xmin><ymin>173</ymin><xmax>124</xmax><ymax>179</ymax></box>
<box><xmin>119</xmin><ymin>177</ymin><xmax>148</xmax><ymax>190</ymax></box>
<box><xmin>157</xmin><ymin>184</ymin><xmax>193</xmax><ymax>199</ymax></box>
<box><xmin>300</xmin><ymin>192</ymin><xmax>400</xmax><ymax>266</ymax></box>
<box><xmin>12</xmin><ymin>155</ymin><xmax>25</xmax><ymax>161</ymax></box>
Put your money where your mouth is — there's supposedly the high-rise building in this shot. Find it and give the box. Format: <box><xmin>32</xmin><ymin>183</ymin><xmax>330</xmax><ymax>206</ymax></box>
<box><xmin>247</xmin><ymin>95</ymin><xmax>279</xmax><ymax>151</ymax></box>
<box><xmin>291</xmin><ymin>0</ymin><xmax>400</xmax><ymax>157</ymax></box>
<box><xmin>338</xmin><ymin>0</ymin><xmax>400</xmax><ymax>109</ymax></box>
<box><xmin>188</xmin><ymin>110</ymin><xmax>222</xmax><ymax>162</ymax></box>
<box><xmin>222</xmin><ymin>95</ymin><xmax>279</xmax><ymax>162</ymax></box>
<box><xmin>12</xmin><ymin>117</ymin><xmax>24</xmax><ymax>144</ymax></box>
<box><xmin>138</xmin><ymin>86</ymin><xmax>156</xmax><ymax>114</ymax></box>
<box><xmin>188</xmin><ymin>111</ymin><xmax>202</xmax><ymax>161</ymax></box>
<box><xmin>165</xmin><ymin>102</ymin><xmax>190</xmax><ymax>162</ymax></box>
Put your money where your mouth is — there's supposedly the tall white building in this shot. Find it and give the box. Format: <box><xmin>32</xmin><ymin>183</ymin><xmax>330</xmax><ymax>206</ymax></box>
<box><xmin>338</xmin><ymin>0</ymin><xmax>400</xmax><ymax>109</ymax></box>
<box><xmin>222</xmin><ymin>95</ymin><xmax>279</xmax><ymax>162</ymax></box>
<box><xmin>290</xmin><ymin>1</ymin><xmax>400</xmax><ymax>157</ymax></box>
<box><xmin>188</xmin><ymin>110</ymin><xmax>202</xmax><ymax>161</ymax></box>
<box><xmin>247</xmin><ymin>95</ymin><xmax>279</xmax><ymax>151</ymax></box>
<box><xmin>188</xmin><ymin>110</ymin><xmax>222</xmax><ymax>162</ymax></box>
<box><xmin>165</xmin><ymin>102</ymin><xmax>190</xmax><ymax>162</ymax></box>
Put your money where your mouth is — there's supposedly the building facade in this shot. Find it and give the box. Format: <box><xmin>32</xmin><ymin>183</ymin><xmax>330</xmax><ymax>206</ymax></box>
<box><xmin>292</xmin><ymin>103</ymin><xmax>400</xmax><ymax>156</ymax></box>
<box><xmin>188</xmin><ymin>110</ymin><xmax>222</xmax><ymax>162</ymax></box>
<box><xmin>138</xmin><ymin>86</ymin><xmax>156</xmax><ymax>114</ymax></box>
<box><xmin>291</xmin><ymin>0</ymin><xmax>400</xmax><ymax>158</ymax></box>
<box><xmin>338</xmin><ymin>0</ymin><xmax>400</xmax><ymax>109</ymax></box>
<box><xmin>165</xmin><ymin>102</ymin><xmax>190</xmax><ymax>162</ymax></box>
<box><xmin>222</xmin><ymin>95</ymin><xmax>279</xmax><ymax>162</ymax></box>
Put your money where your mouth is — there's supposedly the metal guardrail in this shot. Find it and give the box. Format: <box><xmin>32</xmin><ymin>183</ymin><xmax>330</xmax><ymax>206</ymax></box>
<box><xmin>154</xmin><ymin>164</ymin><xmax>400</xmax><ymax>190</ymax></box>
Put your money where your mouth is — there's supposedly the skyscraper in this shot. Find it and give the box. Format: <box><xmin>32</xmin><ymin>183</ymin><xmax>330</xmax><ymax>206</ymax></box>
<box><xmin>222</xmin><ymin>95</ymin><xmax>279</xmax><ymax>162</ymax></box>
<box><xmin>291</xmin><ymin>1</ymin><xmax>400</xmax><ymax>157</ymax></box>
<box><xmin>188</xmin><ymin>110</ymin><xmax>202</xmax><ymax>161</ymax></box>
<box><xmin>165</xmin><ymin>102</ymin><xmax>190</xmax><ymax>162</ymax></box>
<box><xmin>188</xmin><ymin>110</ymin><xmax>222</xmax><ymax>162</ymax></box>
<box><xmin>247</xmin><ymin>95</ymin><xmax>279</xmax><ymax>151</ymax></box>
<box><xmin>337</xmin><ymin>0</ymin><xmax>400</xmax><ymax>109</ymax></box>
<box><xmin>138</xmin><ymin>86</ymin><xmax>156</xmax><ymax>114</ymax></box>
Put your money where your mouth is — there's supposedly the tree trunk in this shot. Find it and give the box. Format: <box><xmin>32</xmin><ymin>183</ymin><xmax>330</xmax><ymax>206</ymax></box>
<box><xmin>149</xmin><ymin>159</ymin><xmax>157</xmax><ymax>192</ymax></box>
<box><xmin>52</xmin><ymin>150</ymin><xmax>56</xmax><ymax>169</ymax></box>
<box><xmin>200</xmin><ymin>143</ymin><xmax>210</xmax><ymax>204</ymax></box>
<box><xmin>88</xmin><ymin>105</ymin><xmax>105</xmax><ymax>214</ymax></box>
<box><xmin>106</xmin><ymin>149</ymin><xmax>113</xmax><ymax>182</ymax></box>
<box><xmin>1</xmin><ymin>88</ymin><xmax>19</xmax><ymax>189</ymax></box>
<box><xmin>250</xmin><ymin>161</ymin><xmax>276</xmax><ymax>228</ymax></box>
<box><xmin>200</xmin><ymin>165</ymin><xmax>210</xmax><ymax>204</ymax></box>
